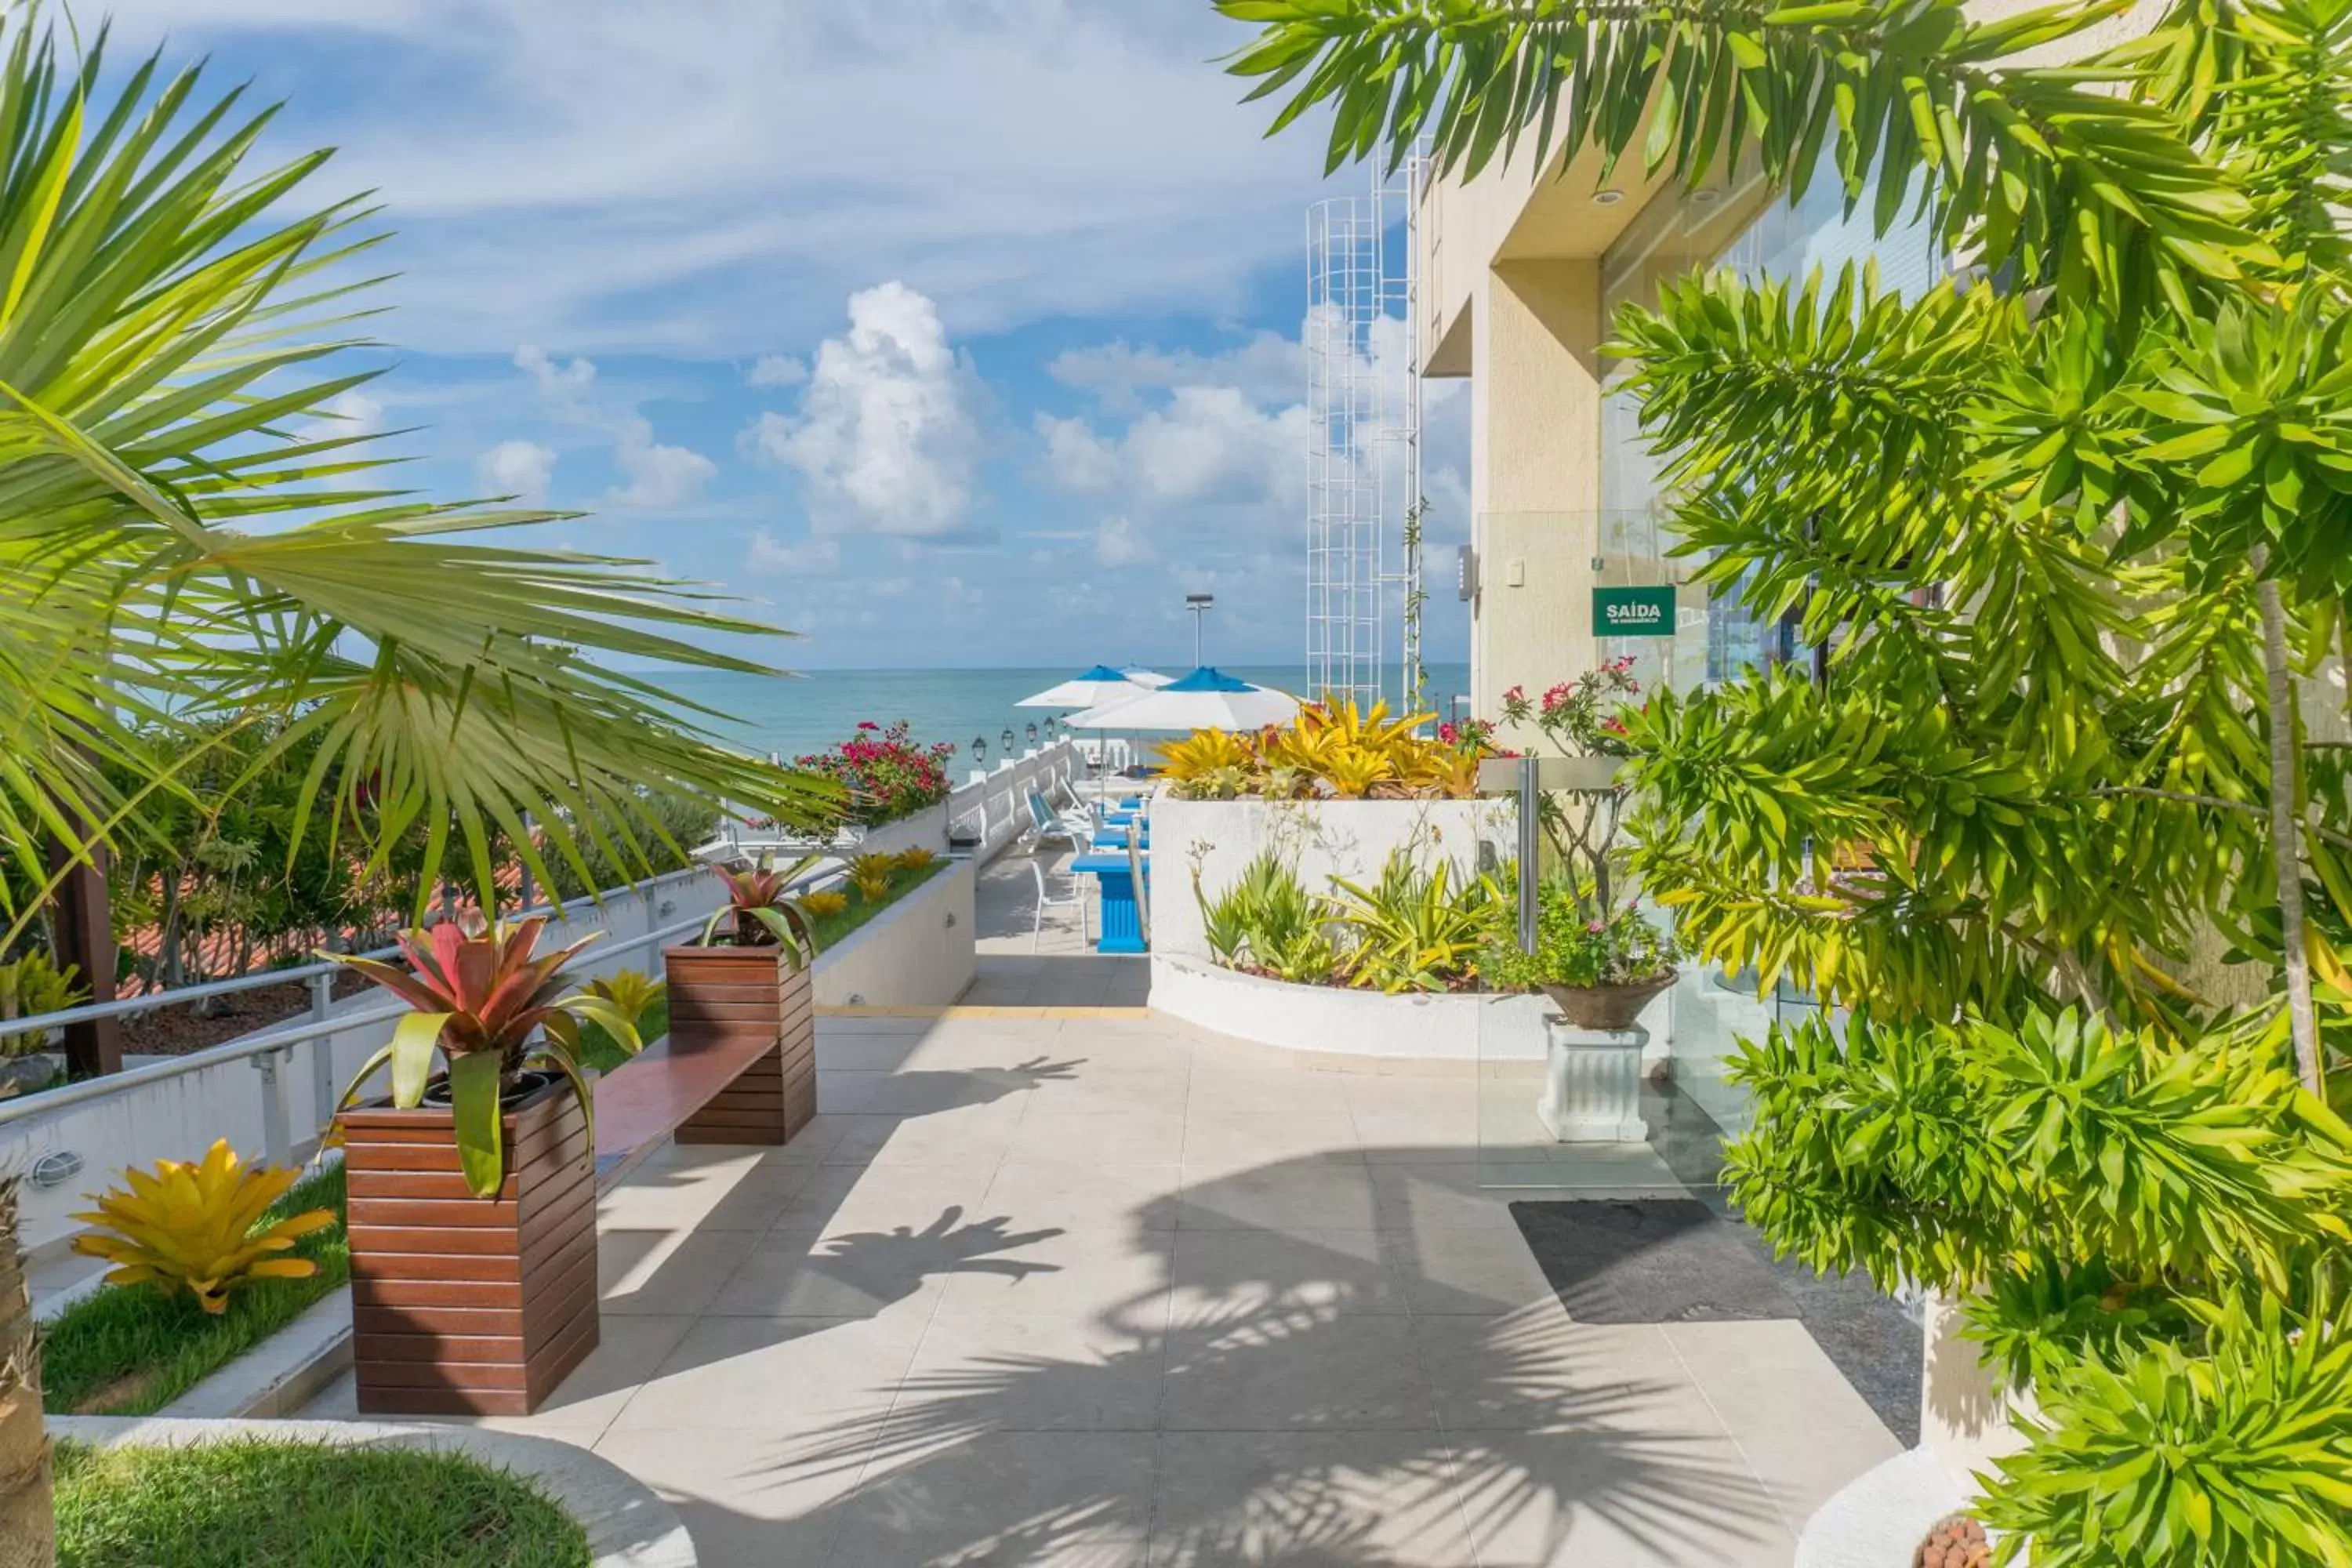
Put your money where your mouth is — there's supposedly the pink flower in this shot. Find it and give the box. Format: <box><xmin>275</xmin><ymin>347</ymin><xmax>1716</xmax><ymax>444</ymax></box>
<box><xmin>1436</xmin><ymin>722</ymin><xmax>1457</xmax><ymax>745</ymax></box>
<box><xmin>1502</xmin><ymin>684</ymin><xmax>1524</xmax><ymax>704</ymax></box>
<box><xmin>857</xmin><ymin>720</ymin><xmax>880</xmax><ymax>731</ymax></box>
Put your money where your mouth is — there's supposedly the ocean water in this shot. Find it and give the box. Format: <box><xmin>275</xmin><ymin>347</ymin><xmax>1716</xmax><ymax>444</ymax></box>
<box><xmin>661</xmin><ymin>664</ymin><xmax>1474</xmax><ymax>766</ymax></box>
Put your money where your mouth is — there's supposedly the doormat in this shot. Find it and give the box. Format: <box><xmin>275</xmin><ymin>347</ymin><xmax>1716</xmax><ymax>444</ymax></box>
<box><xmin>1508</xmin><ymin>1198</ymin><xmax>1795</xmax><ymax>1323</ymax></box>
<box><xmin>1510</xmin><ymin>1196</ymin><xmax>1923</xmax><ymax>1444</ymax></box>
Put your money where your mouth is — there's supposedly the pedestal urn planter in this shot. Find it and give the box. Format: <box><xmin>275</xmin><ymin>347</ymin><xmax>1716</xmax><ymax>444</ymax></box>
<box><xmin>662</xmin><ymin>942</ymin><xmax>816</xmax><ymax>1143</ymax></box>
<box><xmin>1535</xmin><ymin>1017</ymin><xmax>1650</xmax><ymax>1142</ymax></box>
<box><xmin>340</xmin><ymin>1073</ymin><xmax>597</xmax><ymax>1416</ymax></box>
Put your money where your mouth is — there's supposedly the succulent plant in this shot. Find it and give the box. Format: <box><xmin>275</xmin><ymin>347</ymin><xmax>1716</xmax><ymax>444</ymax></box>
<box><xmin>848</xmin><ymin>852</ymin><xmax>898</xmax><ymax>902</ymax></box>
<box><xmin>701</xmin><ymin>852</ymin><xmax>824</xmax><ymax>953</ymax></box>
<box><xmin>71</xmin><ymin>1142</ymin><xmax>335</xmax><ymax>1314</ymax></box>
<box><xmin>327</xmin><ymin>915</ymin><xmax>641</xmax><ymax>1196</ymax></box>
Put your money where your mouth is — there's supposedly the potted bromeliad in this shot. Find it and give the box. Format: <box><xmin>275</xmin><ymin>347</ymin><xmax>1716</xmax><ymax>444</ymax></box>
<box><xmin>325</xmin><ymin>915</ymin><xmax>642</xmax><ymax>1416</ymax></box>
<box><xmin>661</xmin><ymin>855</ymin><xmax>825</xmax><ymax>1144</ymax></box>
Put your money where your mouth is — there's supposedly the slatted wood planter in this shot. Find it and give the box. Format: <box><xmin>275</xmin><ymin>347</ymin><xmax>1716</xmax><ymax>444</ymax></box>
<box><xmin>339</xmin><ymin>1076</ymin><xmax>598</xmax><ymax>1417</ymax></box>
<box><xmin>662</xmin><ymin>943</ymin><xmax>815</xmax><ymax>1143</ymax></box>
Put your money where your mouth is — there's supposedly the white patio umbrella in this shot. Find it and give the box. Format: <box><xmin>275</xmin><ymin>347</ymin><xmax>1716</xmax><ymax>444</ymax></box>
<box><xmin>1016</xmin><ymin>664</ymin><xmax>1159</xmax><ymax>710</ymax></box>
<box><xmin>1063</xmin><ymin>666</ymin><xmax>1301</xmax><ymax>733</ymax></box>
<box><xmin>1120</xmin><ymin>666</ymin><xmax>1175</xmax><ymax>688</ymax></box>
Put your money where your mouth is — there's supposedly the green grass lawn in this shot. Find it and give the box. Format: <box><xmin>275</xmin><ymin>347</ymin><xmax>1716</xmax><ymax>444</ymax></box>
<box><xmin>54</xmin><ymin>1438</ymin><xmax>590</xmax><ymax>1568</ymax></box>
<box><xmin>42</xmin><ymin>1163</ymin><xmax>348</xmax><ymax>1417</ymax></box>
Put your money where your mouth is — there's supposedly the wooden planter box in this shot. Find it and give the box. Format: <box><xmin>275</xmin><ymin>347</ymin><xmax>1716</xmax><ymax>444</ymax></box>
<box><xmin>662</xmin><ymin>942</ymin><xmax>815</xmax><ymax>1143</ymax></box>
<box><xmin>339</xmin><ymin>1076</ymin><xmax>597</xmax><ymax>1417</ymax></box>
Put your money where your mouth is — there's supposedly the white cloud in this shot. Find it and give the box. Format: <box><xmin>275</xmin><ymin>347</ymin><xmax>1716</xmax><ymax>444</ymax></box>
<box><xmin>608</xmin><ymin>417</ymin><xmax>716</xmax><ymax>510</ymax></box>
<box><xmin>1050</xmin><ymin>331</ymin><xmax>1305</xmax><ymax>412</ymax></box>
<box><xmin>748</xmin><ymin>281</ymin><xmax>978</xmax><ymax>537</ymax></box>
<box><xmin>475</xmin><ymin>438</ymin><xmax>557</xmax><ymax>498</ymax></box>
<box><xmin>1040</xmin><ymin>387</ymin><xmax>1305</xmax><ymax>511</ymax></box>
<box><xmin>746</xmin><ymin>354</ymin><xmax>807</xmax><ymax>388</ymax></box>
<box><xmin>514</xmin><ymin>343</ymin><xmax>596</xmax><ymax>397</ymax></box>
<box><xmin>91</xmin><ymin>3</ymin><xmax>1329</xmax><ymax>355</ymax></box>
<box><xmin>1038</xmin><ymin>416</ymin><xmax>1122</xmax><ymax>493</ymax></box>
<box><xmin>747</xmin><ymin>531</ymin><xmax>840</xmax><ymax>575</ymax></box>
<box><xmin>1094</xmin><ymin>515</ymin><xmax>1153</xmax><ymax>568</ymax></box>
<box><xmin>299</xmin><ymin>389</ymin><xmax>385</xmax><ymax>441</ymax></box>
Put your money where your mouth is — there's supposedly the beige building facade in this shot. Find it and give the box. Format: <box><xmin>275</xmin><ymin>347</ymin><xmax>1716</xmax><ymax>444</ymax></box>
<box><xmin>1424</xmin><ymin>0</ymin><xmax>2169</xmax><ymax>735</ymax></box>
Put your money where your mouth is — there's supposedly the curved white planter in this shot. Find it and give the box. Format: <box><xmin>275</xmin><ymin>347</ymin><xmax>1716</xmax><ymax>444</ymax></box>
<box><xmin>1150</xmin><ymin>953</ymin><xmax>1552</xmax><ymax>1063</ymax></box>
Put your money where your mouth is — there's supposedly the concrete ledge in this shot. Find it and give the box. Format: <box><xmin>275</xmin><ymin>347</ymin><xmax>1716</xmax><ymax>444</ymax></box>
<box><xmin>156</xmin><ymin>1286</ymin><xmax>354</xmax><ymax>1419</ymax></box>
<box><xmin>811</xmin><ymin>857</ymin><xmax>976</xmax><ymax>1009</ymax></box>
<box><xmin>53</xmin><ymin>1415</ymin><xmax>695</xmax><ymax>1568</ymax></box>
<box><xmin>1795</xmin><ymin>1446</ymin><xmax>1968</xmax><ymax>1568</ymax></box>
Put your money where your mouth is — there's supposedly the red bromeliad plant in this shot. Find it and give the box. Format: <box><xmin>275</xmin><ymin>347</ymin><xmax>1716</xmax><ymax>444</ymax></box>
<box><xmin>793</xmin><ymin>720</ymin><xmax>954</xmax><ymax>829</ymax></box>
<box><xmin>700</xmin><ymin>853</ymin><xmax>824</xmax><ymax>956</ymax></box>
<box><xmin>327</xmin><ymin>916</ymin><xmax>641</xmax><ymax>1196</ymax></box>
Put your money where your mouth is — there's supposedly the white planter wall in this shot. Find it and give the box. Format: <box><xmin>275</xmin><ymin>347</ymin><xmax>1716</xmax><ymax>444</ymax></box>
<box><xmin>945</xmin><ymin>744</ymin><xmax>1083</xmax><ymax>859</ymax></box>
<box><xmin>1150</xmin><ymin>953</ymin><xmax>1551</xmax><ymax>1063</ymax></box>
<box><xmin>1152</xmin><ymin>795</ymin><xmax>1516</xmax><ymax>964</ymax></box>
<box><xmin>812</xmin><ymin>858</ymin><xmax>977</xmax><ymax>1010</ymax></box>
<box><xmin>0</xmin><ymin>868</ymin><xmax>730</xmax><ymax>1257</ymax></box>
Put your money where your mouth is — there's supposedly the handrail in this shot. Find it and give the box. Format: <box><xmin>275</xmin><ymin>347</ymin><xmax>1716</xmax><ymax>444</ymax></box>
<box><xmin>5</xmin><ymin>863</ymin><xmax>717</xmax><ymax>1034</ymax></box>
<box><xmin>0</xmin><ymin>905</ymin><xmax>717</xmax><ymax>1130</ymax></box>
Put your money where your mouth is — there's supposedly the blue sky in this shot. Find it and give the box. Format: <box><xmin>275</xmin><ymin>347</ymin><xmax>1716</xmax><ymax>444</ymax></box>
<box><xmin>101</xmin><ymin>0</ymin><xmax>1472</xmax><ymax>673</ymax></box>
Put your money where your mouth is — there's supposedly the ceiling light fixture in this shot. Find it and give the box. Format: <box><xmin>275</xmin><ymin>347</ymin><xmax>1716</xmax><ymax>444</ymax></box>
<box><xmin>1592</xmin><ymin>189</ymin><xmax>1626</xmax><ymax>207</ymax></box>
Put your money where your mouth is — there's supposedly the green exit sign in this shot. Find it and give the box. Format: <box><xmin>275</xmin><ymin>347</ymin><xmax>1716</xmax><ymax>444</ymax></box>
<box><xmin>1594</xmin><ymin>585</ymin><xmax>1676</xmax><ymax>637</ymax></box>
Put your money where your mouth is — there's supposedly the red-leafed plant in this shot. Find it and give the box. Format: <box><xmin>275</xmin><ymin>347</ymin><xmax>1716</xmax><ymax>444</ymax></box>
<box><xmin>699</xmin><ymin>852</ymin><xmax>825</xmax><ymax>958</ymax></box>
<box><xmin>327</xmin><ymin>916</ymin><xmax>640</xmax><ymax>1196</ymax></box>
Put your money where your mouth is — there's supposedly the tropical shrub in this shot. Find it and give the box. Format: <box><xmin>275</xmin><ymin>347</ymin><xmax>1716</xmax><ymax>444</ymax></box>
<box><xmin>797</xmin><ymin>890</ymin><xmax>850</xmax><ymax>920</ymax></box>
<box><xmin>1160</xmin><ymin>696</ymin><xmax>1485</xmax><ymax>800</ymax></box>
<box><xmin>328</xmin><ymin>916</ymin><xmax>641</xmax><ymax>1196</ymax></box>
<box><xmin>794</xmin><ymin>720</ymin><xmax>954</xmax><ymax>829</ymax></box>
<box><xmin>699</xmin><ymin>855</ymin><xmax>823</xmax><ymax>954</ymax></box>
<box><xmin>1483</xmin><ymin>880</ymin><xmax>1680</xmax><ymax>996</ymax></box>
<box><xmin>1198</xmin><ymin>854</ymin><xmax>1343</xmax><ymax>985</ymax></box>
<box><xmin>0</xmin><ymin>950</ymin><xmax>84</xmax><ymax>1054</ymax></box>
<box><xmin>69</xmin><ymin>1142</ymin><xmax>335</xmax><ymax>1316</ymax></box>
<box><xmin>1196</xmin><ymin>848</ymin><xmax>1505</xmax><ymax>992</ymax></box>
<box><xmin>1220</xmin><ymin>0</ymin><xmax>2352</xmax><ymax>1559</ymax></box>
<box><xmin>1324</xmin><ymin>853</ymin><xmax>1508</xmax><ymax>993</ymax></box>
<box><xmin>892</xmin><ymin>847</ymin><xmax>938</xmax><ymax>873</ymax></box>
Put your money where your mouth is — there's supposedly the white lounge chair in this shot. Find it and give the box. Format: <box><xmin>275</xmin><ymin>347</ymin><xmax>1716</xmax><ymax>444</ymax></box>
<box><xmin>1027</xmin><ymin>858</ymin><xmax>1090</xmax><ymax>951</ymax></box>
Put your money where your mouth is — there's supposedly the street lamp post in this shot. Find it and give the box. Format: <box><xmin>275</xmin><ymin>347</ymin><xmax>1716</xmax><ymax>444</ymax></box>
<box><xmin>1185</xmin><ymin>593</ymin><xmax>1215</xmax><ymax>668</ymax></box>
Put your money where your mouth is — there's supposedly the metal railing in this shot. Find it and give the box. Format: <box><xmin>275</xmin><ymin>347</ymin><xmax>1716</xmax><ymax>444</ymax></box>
<box><xmin>0</xmin><ymin>862</ymin><xmax>722</xmax><ymax>1159</ymax></box>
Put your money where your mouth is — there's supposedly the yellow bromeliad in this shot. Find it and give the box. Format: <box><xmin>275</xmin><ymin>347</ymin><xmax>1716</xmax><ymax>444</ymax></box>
<box><xmin>586</xmin><ymin>968</ymin><xmax>668</xmax><ymax>1036</ymax></box>
<box><xmin>1158</xmin><ymin>728</ymin><xmax>1253</xmax><ymax>780</ymax></box>
<box><xmin>71</xmin><ymin>1141</ymin><xmax>334</xmax><ymax>1314</ymax></box>
<box><xmin>848</xmin><ymin>852</ymin><xmax>898</xmax><ymax>901</ymax></box>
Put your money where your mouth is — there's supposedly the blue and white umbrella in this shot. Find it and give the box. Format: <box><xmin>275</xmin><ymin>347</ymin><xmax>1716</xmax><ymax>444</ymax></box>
<box><xmin>1063</xmin><ymin>666</ymin><xmax>1301</xmax><ymax>733</ymax></box>
<box><xmin>1017</xmin><ymin>664</ymin><xmax>1160</xmax><ymax>710</ymax></box>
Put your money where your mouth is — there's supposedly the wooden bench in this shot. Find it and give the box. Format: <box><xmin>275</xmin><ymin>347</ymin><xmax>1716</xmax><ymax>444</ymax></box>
<box><xmin>591</xmin><ymin>953</ymin><xmax>818</xmax><ymax>1189</ymax></box>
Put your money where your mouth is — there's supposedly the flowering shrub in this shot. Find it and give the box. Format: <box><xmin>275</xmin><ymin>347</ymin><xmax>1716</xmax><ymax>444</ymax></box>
<box><xmin>1498</xmin><ymin>657</ymin><xmax>1641</xmax><ymax>757</ymax></box>
<box><xmin>1483</xmin><ymin>883</ymin><xmax>1679</xmax><ymax>993</ymax></box>
<box><xmin>794</xmin><ymin>720</ymin><xmax>954</xmax><ymax>828</ymax></box>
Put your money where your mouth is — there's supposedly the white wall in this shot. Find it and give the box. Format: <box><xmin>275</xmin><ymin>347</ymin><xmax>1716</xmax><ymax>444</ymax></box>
<box><xmin>811</xmin><ymin>858</ymin><xmax>977</xmax><ymax>1010</ymax></box>
<box><xmin>945</xmin><ymin>743</ymin><xmax>1082</xmax><ymax>859</ymax></box>
<box><xmin>1152</xmin><ymin>794</ymin><xmax>1516</xmax><ymax>963</ymax></box>
<box><xmin>0</xmin><ymin>868</ymin><xmax>729</xmax><ymax>1256</ymax></box>
<box><xmin>1152</xmin><ymin>953</ymin><xmax>1550</xmax><ymax>1062</ymax></box>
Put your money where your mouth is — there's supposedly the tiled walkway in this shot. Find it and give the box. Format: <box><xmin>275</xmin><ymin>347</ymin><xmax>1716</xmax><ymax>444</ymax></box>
<box><xmin>303</xmin><ymin>1000</ymin><xmax>1899</xmax><ymax>1566</ymax></box>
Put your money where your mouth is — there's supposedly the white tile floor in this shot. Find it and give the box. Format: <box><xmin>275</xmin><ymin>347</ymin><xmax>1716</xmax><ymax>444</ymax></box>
<box><xmin>301</xmin><ymin>998</ymin><xmax>1900</xmax><ymax>1566</ymax></box>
